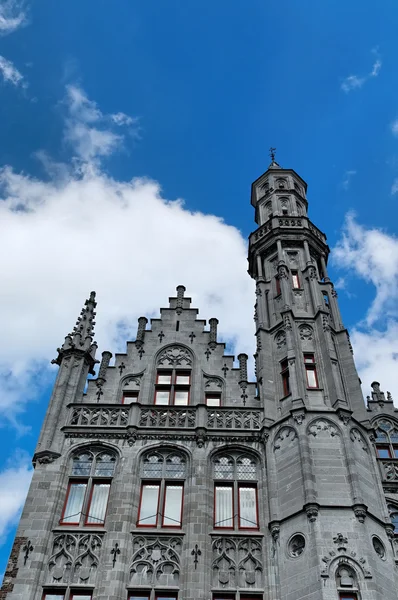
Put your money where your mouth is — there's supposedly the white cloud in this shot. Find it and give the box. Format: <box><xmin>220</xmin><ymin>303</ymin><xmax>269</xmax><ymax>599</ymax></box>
<box><xmin>341</xmin><ymin>49</ymin><xmax>382</xmax><ymax>93</ymax></box>
<box><xmin>341</xmin><ymin>170</ymin><xmax>356</xmax><ymax>190</ymax></box>
<box><xmin>0</xmin><ymin>55</ymin><xmax>23</xmax><ymax>86</ymax></box>
<box><xmin>111</xmin><ymin>111</ymin><xmax>136</xmax><ymax>127</ymax></box>
<box><xmin>0</xmin><ymin>0</ymin><xmax>26</xmax><ymax>35</ymax></box>
<box><xmin>392</xmin><ymin>178</ymin><xmax>398</xmax><ymax>195</ymax></box>
<box><xmin>0</xmin><ymin>85</ymin><xmax>255</xmax><ymax>428</ymax></box>
<box><xmin>0</xmin><ymin>451</ymin><xmax>32</xmax><ymax>544</ymax></box>
<box><xmin>333</xmin><ymin>214</ymin><xmax>398</xmax><ymax>400</ymax></box>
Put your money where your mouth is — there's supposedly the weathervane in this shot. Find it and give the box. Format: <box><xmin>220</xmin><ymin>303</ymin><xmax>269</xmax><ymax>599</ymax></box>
<box><xmin>269</xmin><ymin>147</ymin><xmax>276</xmax><ymax>162</ymax></box>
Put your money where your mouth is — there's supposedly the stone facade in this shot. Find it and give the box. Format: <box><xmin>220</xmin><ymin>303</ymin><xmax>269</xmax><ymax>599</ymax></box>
<box><xmin>2</xmin><ymin>160</ymin><xmax>398</xmax><ymax>600</ymax></box>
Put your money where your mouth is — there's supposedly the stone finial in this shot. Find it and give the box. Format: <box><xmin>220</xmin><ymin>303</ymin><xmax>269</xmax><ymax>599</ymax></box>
<box><xmin>371</xmin><ymin>381</ymin><xmax>385</xmax><ymax>403</ymax></box>
<box><xmin>176</xmin><ymin>285</ymin><xmax>186</xmax><ymax>314</ymax></box>
<box><xmin>136</xmin><ymin>316</ymin><xmax>148</xmax><ymax>347</ymax></box>
<box><xmin>209</xmin><ymin>318</ymin><xmax>219</xmax><ymax>349</ymax></box>
<box><xmin>97</xmin><ymin>351</ymin><xmax>112</xmax><ymax>382</ymax></box>
<box><xmin>238</xmin><ymin>353</ymin><xmax>248</xmax><ymax>382</ymax></box>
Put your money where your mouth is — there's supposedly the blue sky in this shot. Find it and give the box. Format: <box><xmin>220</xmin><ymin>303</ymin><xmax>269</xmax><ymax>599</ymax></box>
<box><xmin>1</xmin><ymin>0</ymin><xmax>398</xmax><ymax>578</ymax></box>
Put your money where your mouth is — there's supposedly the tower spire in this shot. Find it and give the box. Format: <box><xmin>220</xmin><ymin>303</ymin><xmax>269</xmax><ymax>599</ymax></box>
<box><xmin>268</xmin><ymin>146</ymin><xmax>280</xmax><ymax>168</ymax></box>
<box><xmin>52</xmin><ymin>291</ymin><xmax>98</xmax><ymax>374</ymax></box>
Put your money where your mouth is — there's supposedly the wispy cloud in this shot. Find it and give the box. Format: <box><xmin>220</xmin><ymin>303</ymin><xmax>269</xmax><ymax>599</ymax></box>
<box><xmin>0</xmin><ymin>0</ymin><xmax>26</xmax><ymax>35</ymax></box>
<box><xmin>341</xmin><ymin>169</ymin><xmax>357</xmax><ymax>190</ymax></box>
<box><xmin>341</xmin><ymin>48</ymin><xmax>382</xmax><ymax>93</ymax></box>
<box><xmin>0</xmin><ymin>55</ymin><xmax>24</xmax><ymax>86</ymax></box>
<box><xmin>0</xmin><ymin>450</ymin><xmax>32</xmax><ymax>544</ymax></box>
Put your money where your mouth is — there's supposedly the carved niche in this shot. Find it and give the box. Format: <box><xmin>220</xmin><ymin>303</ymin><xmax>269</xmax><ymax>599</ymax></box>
<box><xmin>212</xmin><ymin>537</ymin><xmax>263</xmax><ymax>589</ymax></box>
<box><xmin>273</xmin><ymin>427</ymin><xmax>297</xmax><ymax>451</ymax></box>
<box><xmin>47</xmin><ymin>533</ymin><xmax>103</xmax><ymax>584</ymax></box>
<box><xmin>308</xmin><ymin>419</ymin><xmax>339</xmax><ymax>437</ymax></box>
<box><xmin>275</xmin><ymin>330</ymin><xmax>286</xmax><ymax>350</ymax></box>
<box><xmin>130</xmin><ymin>536</ymin><xmax>182</xmax><ymax>587</ymax></box>
<box><xmin>299</xmin><ymin>324</ymin><xmax>313</xmax><ymax>341</ymax></box>
<box><xmin>157</xmin><ymin>345</ymin><xmax>193</xmax><ymax>367</ymax></box>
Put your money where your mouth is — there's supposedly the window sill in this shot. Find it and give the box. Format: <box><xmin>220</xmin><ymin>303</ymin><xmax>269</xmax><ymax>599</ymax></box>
<box><xmin>210</xmin><ymin>530</ymin><xmax>263</xmax><ymax>536</ymax></box>
<box><xmin>131</xmin><ymin>528</ymin><xmax>185</xmax><ymax>535</ymax></box>
<box><xmin>53</xmin><ymin>525</ymin><xmax>107</xmax><ymax>533</ymax></box>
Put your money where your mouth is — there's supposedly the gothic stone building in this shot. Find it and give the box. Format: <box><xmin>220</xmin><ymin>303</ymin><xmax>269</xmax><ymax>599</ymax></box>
<box><xmin>2</xmin><ymin>160</ymin><xmax>398</xmax><ymax>600</ymax></box>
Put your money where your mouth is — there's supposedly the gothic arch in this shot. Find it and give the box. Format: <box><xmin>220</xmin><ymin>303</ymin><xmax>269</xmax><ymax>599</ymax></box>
<box><xmin>65</xmin><ymin>440</ymin><xmax>121</xmax><ymax>461</ymax></box>
<box><xmin>154</xmin><ymin>343</ymin><xmax>194</xmax><ymax>367</ymax></box>
<box><xmin>117</xmin><ymin>369</ymin><xmax>146</xmax><ymax>401</ymax></box>
<box><xmin>306</xmin><ymin>416</ymin><xmax>342</xmax><ymax>437</ymax></box>
<box><xmin>324</xmin><ymin>554</ymin><xmax>371</xmax><ymax>581</ymax></box>
<box><xmin>209</xmin><ymin>444</ymin><xmax>261</xmax><ymax>463</ymax></box>
<box><xmin>273</xmin><ymin>425</ymin><xmax>298</xmax><ymax>451</ymax></box>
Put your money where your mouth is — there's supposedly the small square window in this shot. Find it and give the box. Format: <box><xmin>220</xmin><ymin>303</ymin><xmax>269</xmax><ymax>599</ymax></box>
<box><xmin>157</xmin><ymin>371</ymin><xmax>172</xmax><ymax>384</ymax></box>
<box><xmin>155</xmin><ymin>390</ymin><xmax>170</xmax><ymax>405</ymax></box>
<box><xmin>122</xmin><ymin>391</ymin><xmax>139</xmax><ymax>404</ymax></box>
<box><xmin>304</xmin><ymin>354</ymin><xmax>315</xmax><ymax>364</ymax></box>
<box><xmin>206</xmin><ymin>393</ymin><xmax>221</xmax><ymax>407</ymax></box>
<box><xmin>174</xmin><ymin>390</ymin><xmax>189</xmax><ymax>405</ymax></box>
<box><xmin>70</xmin><ymin>593</ymin><xmax>92</xmax><ymax>600</ymax></box>
<box><xmin>175</xmin><ymin>372</ymin><xmax>190</xmax><ymax>385</ymax></box>
<box><xmin>43</xmin><ymin>594</ymin><xmax>65</xmax><ymax>600</ymax></box>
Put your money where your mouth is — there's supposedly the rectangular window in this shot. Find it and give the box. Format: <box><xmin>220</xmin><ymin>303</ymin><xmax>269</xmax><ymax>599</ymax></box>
<box><xmin>137</xmin><ymin>483</ymin><xmax>160</xmax><ymax>526</ymax></box>
<box><xmin>162</xmin><ymin>484</ymin><xmax>183</xmax><ymax>527</ymax></box>
<box><xmin>275</xmin><ymin>276</ymin><xmax>281</xmax><ymax>296</ymax></box>
<box><xmin>61</xmin><ymin>481</ymin><xmax>87</xmax><ymax>524</ymax></box>
<box><xmin>281</xmin><ymin>359</ymin><xmax>290</xmax><ymax>396</ymax></box>
<box><xmin>304</xmin><ymin>354</ymin><xmax>318</xmax><ymax>388</ymax></box>
<box><xmin>339</xmin><ymin>596</ymin><xmax>357</xmax><ymax>600</ymax></box>
<box><xmin>155</xmin><ymin>389</ymin><xmax>170</xmax><ymax>405</ymax></box>
<box><xmin>129</xmin><ymin>595</ymin><xmax>150</xmax><ymax>600</ymax></box>
<box><xmin>122</xmin><ymin>391</ymin><xmax>139</xmax><ymax>404</ymax></box>
<box><xmin>206</xmin><ymin>393</ymin><xmax>221</xmax><ymax>407</ymax></box>
<box><xmin>214</xmin><ymin>485</ymin><xmax>233</xmax><ymax>528</ymax></box>
<box><xmin>43</xmin><ymin>594</ymin><xmax>65</xmax><ymax>600</ymax></box>
<box><xmin>238</xmin><ymin>485</ymin><xmax>258</xmax><ymax>529</ymax></box>
<box><xmin>174</xmin><ymin>389</ymin><xmax>189</xmax><ymax>405</ymax></box>
<box><xmin>157</xmin><ymin>371</ymin><xmax>172</xmax><ymax>384</ymax></box>
<box><xmin>70</xmin><ymin>594</ymin><xmax>92</xmax><ymax>600</ymax></box>
<box><xmin>175</xmin><ymin>372</ymin><xmax>190</xmax><ymax>385</ymax></box>
<box><xmin>292</xmin><ymin>271</ymin><xmax>300</xmax><ymax>289</ymax></box>
<box><xmin>377</xmin><ymin>446</ymin><xmax>392</xmax><ymax>458</ymax></box>
<box><xmin>155</xmin><ymin>595</ymin><xmax>178</xmax><ymax>600</ymax></box>
<box><xmin>155</xmin><ymin>370</ymin><xmax>190</xmax><ymax>405</ymax></box>
<box><xmin>85</xmin><ymin>482</ymin><xmax>110</xmax><ymax>525</ymax></box>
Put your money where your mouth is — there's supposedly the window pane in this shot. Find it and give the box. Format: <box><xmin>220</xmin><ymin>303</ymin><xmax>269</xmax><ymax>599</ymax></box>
<box><xmin>239</xmin><ymin>486</ymin><xmax>258</xmax><ymax>528</ymax></box>
<box><xmin>123</xmin><ymin>393</ymin><xmax>138</xmax><ymax>404</ymax></box>
<box><xmin>176</xmin><ymin>373</ymin><xmax>190</xmax><ymax>385</ymax></box>
<box><xmin>292</xmin><ymin>273</ymin><xmax>300</xmax><ymax>288</ymax></box>
<box><xmin>391</xmin><ymin>513</ymin><xmax>398</xmax><ymax>532</ymax></box>
<box><xmin>237</xmin><ymin>457</ymin><xmax>256</xmax><ymax>480</ymax></box>
<box><xmin>165</xmin><ymin>455</ymin><xmax>185</xmax><ymax>478</ymax></box>
<box><xmin>163</xmin><ymin>484</ymin><xmax>183</xmax><ymax>526</ymax></box>
<box><xmin>394</xmin><ymin>447</ymin><xmax>398</xmax><ymax>458</ymax></box>
<box><xmin>72</xmin><ymin>454</ymin><xmax>92</xmax><ymax>476</ymax></box>
<box><xmin>138</xmin><ymin>484</ymin><xmax>159</xmax><ymax>526</ymax></box>
<box><xmin>206</xmin><ymin>395</ymin><xmax>221</xmax><ymax>407</ymax></box>
<box><xmin>306</xmin><ymin>367</ymin><xmax>317</xmax><ymax>388</ymax></box>
<box><xmin>71</xmin><ymin>595</ymin><xmax>92</xmax><ymax>600</ymax></box>
<box><xmin>214</xmin><ymin>457</ymin><xmax>234</xmax><ymax>479</ymax></box>
<box><xmin>377</xmin><ymin>446</ymin><xmax>391</xmax><ymax>458</ymax></box>
<box><xmin>391</xmin><ymin>430</ymin><xmax>398</xmax><ymax>442</ymax></box>
<box><xmin>157</xmin><ymin>372</ymin><xmax>172</xmax><ymax>384</ymax></box>
<box><xmin>215</xmin><ymin>486</ymin><xmax>233</xmax><ymax>528</ymax></box>
<box><xmin>44</xmin><ymin>595</ymin><xmax>65</xmax><ymax>600</ymax></box>
<box><xmin>174</xmin><ymin>390</ymin><xmax>189</xmax><ymax>405</ymax></box>
<box><xmin>95</xmin><ymin>453</ymin><xmax>116</xmax><ymax>477</ymax></box>
<box><xmin>143</xmin><ymin>454</ymin><xmax>163</xmax><ymax>478</ymax></box>
<box><xmin>61</xmin><ymin>482</ymin><xmax>87</xmax><ymax>523</ymax></box>
<box><xmin>130</xmin><ymin>597</ymin><xmax>150</xmax><ymax>600</ymax></box>
<box><xmin>86</xmin><ymin>483</ymin><xmax>110</xmax><ymax>524</ymax></box>
<box><xmin>304</xmin><ymin>354</ymin><xmax>315</xmax><ymax>363</ymax></box>
<box><xmin>155</xmin><ymin>390</ymin><xmax>170</xmax><ymax>405</ymax></box>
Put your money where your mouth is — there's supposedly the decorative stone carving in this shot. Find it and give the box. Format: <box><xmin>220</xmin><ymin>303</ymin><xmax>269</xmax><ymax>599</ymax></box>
<box><xmin>70</xmin><ymin>406</ymin><xmax>128</xmax><ymax>427</ymax></box>
<box><xmin>283</xmin><ymin>314</ymin><xmax>292</xmax><ymax>331</ymax></box>
<box><xmin>293</xmin><ymin>290</ymin><xmax>305</xmax><ymax>309</ymax></box>
<box><xmin>308</xmin><ymin>266</ymin><xmax>318</xmax><ymax>280</ymax></box>
<box><xmin>333</xmin><ymin>533</ymin><xmax>348</xmax><ymax>552</ymax></box>
<box><xmin>139</xmin><ymin>407</ymin><xmax>196</xmax><ymax>429</ymax></box>
<box><xmin>299</xmin><ymin>324</ymin><xmax>313</xmax><ymax>341</ymax></box>
<box><xmin>130</xmin><ymin>535</ymin><xmax>182</xmax><ymax>587</ymax></box>
<box><xmin>33</xmin><ymin>450</ymin><xmax>61</xmax><ymax>467</ymax></box>
<box><xmin>135</xmin><ymin>316</ymin><xmax>148</xmax><ymax>347</ymax></box>
<box><xmin>292</xmin><ymin>411</ymin><xmax>305</xmax><ymax>425</ymax></box>
<box><xmin>305</xmin><ymin>502</ymin><xmax>319</xmax><ymax>522</ymax></box>
<box><xmin>207</xmin><ymin>410</ymin><xmax>261</xmax><ymax>430</ymax></box>
<box><xmin>278</xmin><ymin>265</ymin><xmax>289</xmax><ymax>280</ymax></box>
<box><xmin>212</xmin><ymin>537</ymin><xmax>263</xmax><ymax>589</ymax></box>
<box><xmin>308</xmin><ymin>419</ymin><xmax>339</xmax><ymax>437</ymax></box>
<box><xmin>204</xmin><ymin>375</ymin><xmax>223</xmax><ymax>388</ymax></box>
<box><xmin>350</xmin><ymin>429</ymin><xmax>368</xmax><ymax>452</ymax></box>
<box><xmin>288</xmin><ymin>534</ymin><xmax>305</xmax><ymax>558</ymax></box>
<box><xmin>209</xmin><ymin>318</ymin><xmax>219</xmax><ymax>349</ymax></box>
<box><xmin>383</xmin><ymin>462</ymin><xmax>398</xmax><ymax>481</ymax></box>
<box><xmin>275</xmin><ymin>330</ymin><xmax>286</xmax><ymax>349</ymax></box>
<box><xmin>122</xmin><ymin>373</ymin><xmax>144</xmax><ymax>388</ymax></box>
<box><xmin>157</xmin><ymin>345</ymin><xmax>193</xmax><ymax>367</ymax></box>
<box><xmin>47</xmin><ymin>533</ymin><xmax>103</xmax><ymax>584</ymax></box>
<box><xmin>273</xmin><ymin>426</ymin><xmax>297</xmax><ymax>451</ymax></box>
<box><xmin>176</xmin><ymin>285</ymin><xmax>186</xmax><ymax>314</ymax></box>
<box><xmin>238</xmin><ymin>353</ymin><xmax>248</xmax><ymax>382</ymax></box>
<box><xmin>337</xmin><ymin>410</ymin><xmax>351</xmax><ymax>426</ymax></box>
<box><xmin>372</xmin><ymin>537</ymin><xmax>386</xmax><ymax>560</ymax></box>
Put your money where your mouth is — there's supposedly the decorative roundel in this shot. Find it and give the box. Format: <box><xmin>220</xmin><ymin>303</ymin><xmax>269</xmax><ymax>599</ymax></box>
<box><xmin>288</xmin><ymin>534</ymin><xmax>306</xmax><ymax>558</ymax></box>
<box><xmin>372</xmin><ymin>536</ymin><xmax>386</xmax><ymax>560</ymax></box>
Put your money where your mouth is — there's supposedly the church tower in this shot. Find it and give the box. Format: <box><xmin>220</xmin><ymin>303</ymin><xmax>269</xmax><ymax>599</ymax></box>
<box><xmin>1</xmin><ymin>157</ymin><xmax>398</xmax><ymax>600</ymax></box>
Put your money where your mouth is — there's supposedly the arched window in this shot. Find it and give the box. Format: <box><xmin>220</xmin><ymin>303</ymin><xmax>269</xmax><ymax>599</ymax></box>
<box><xmin>335</xmin><ymin>564</ymin><xmax>359</xmax><ymax>600</ymax></box>
<box><xmin>60</xmin><ymin>448</ymin><xmax>117</xmax><ymax>526</ymax></box>
<box><xmin>374</xmin><ymin>419</ymin><xmax>398</xmax><ymax>458</ymax></box>
<box><xmin>213</xmin><ymin>452</ymin><xmax>258</xmax><ymax>530</ymax></box>
<box><xmin>137</xmin><ymin>450</ymin><xmax>187</xmax><ymax>528</ymax></box>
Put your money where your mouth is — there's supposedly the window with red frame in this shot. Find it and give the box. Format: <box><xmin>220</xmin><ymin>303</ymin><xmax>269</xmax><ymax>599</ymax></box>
<box><xmin>128</xmin><ymin>595</ymin><xmax>150</xmax><ymax>600</ymax></box>
<box><xmin>122</xmin><ymin>391</ymin><xmax>139</xmax><ymax>404</ymax></box>
<box><xmin>137</xmin><ymin>450</ymin><xmax>186</xmax><ymax>528</ymax></box>
<box><xmin>280</xmin><ymin>359</ymin><xmax>290</xmax><ymax>396</ymax></box>
<box><xmin>70</xmin><ymin>594</ymin><xmax>92</xmax><ymax>600</ymax></box>
<box><xmin>154</xmin><ymin>370</ymin><xmax>191</xmax><ymax>405</ymax></box>
<box><xmin>42</xmin><ymin>593</ymin><xmax>65</xmax><ymax>600</ymax></box>
<box><xmin>376</xmin><ymin>445</ymin><xmax>392</xmax><ymax>458</ymax></box>
<box><xmin>155</xmin><ymin>595</ymin><xmax>178</xmax><ymax>600</ymax></box>
<box><xmin>291</xmin><ymin>271</ymin><xmax>300</xmax><ymax>289</ymax></box>
<box><xmin>213</xmin><ymin>453</ymin><xmax>258</xmax><ymax>530</ymax></box>
<box><xmin>60</xmin><ymin>449</ymin><xmax>116</xmax><ymax>527</ymax></box>
<box><xmin>339</xmin><ymin>595</ymin><xmax>357</xmax><ymax>600</ymax></box>
<box><xmin>206</xmin><ymin>393</ymin><xmax>221</xmax><ymax>407</ymax></box>
<box><xmin>304</xmin><ymin>354</ymin><xmax>319</xmax><ymax>388</ymax></box>
<box><xmin>275</xmin><ymin>276</ymin><xmax>281</xmax><ymax>296</ymax></box>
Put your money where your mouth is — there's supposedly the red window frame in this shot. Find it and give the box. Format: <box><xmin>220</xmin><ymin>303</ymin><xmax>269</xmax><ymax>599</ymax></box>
<box><xmin>339</xmin><ymin>595</ymin><xmax>357</xmax><ymax>600</ymax></box>
<box><xmin>155</xmin><ymin>594</ymin><xmax>178</xmax><ymax>600</ymax></box>
<box><xmin>42</xmin><ymin>592</ymin><xmax>66</xmax><ymax>600</ymax></box>
<box><xmin>60</xmin><ymin>480</ymin><xmax>88</xmax><ymax>525</ymax></box>
<box><xmin>304</xmin><ymin>353</ymin><xmax>319</xmax><ymax>389</ymax></box>
<box><xmin>206</xmin><ymin>393</ymin><xmax>221</xmax><ymax>407</ymax></box>
<box><xmin>122</xmin><ymin>391</ymin><xmax>139</xmax><ymax>404</ymax></box>
<box><xmin>281</xmin><ymin>359</ymin><xmax>290</xmax><ymax>396</ymax></box>
<box><xmin>238</xmin><ymin>484</ymin><xmax>259</xmax><ymax>530</ymax></box>
<box><xmin>275</xmin><ymin>276</ymin><xmax>281</xmax><ymax>296</ymax></box>
<box><xmin>292</xmin><ymin>271</ymin><xmax>300</xmax><ymax>289</ymax></box>
<box><xmin>70</xmin><ymin>593</ymin><xmax>93</xmax><ymax>600</ymax></box>
<box><xmin>161</xmin><ymin>483</ymin><xmax>184</xmax><ymax>528</ymax></box>
<box><xmin>212</xmin><ymin>596</ymin><xmax>235</xmax><ymax>600</ymax></box>
<box><xmin>376</xmin><ymin>445</ymin><xmax>392</xmax><ymax>458</ymax></box>
<box><xmin>84</xmin><ymin>480</ymin><xmax>111</xmax><ymax>526</ymax></box>
<box><xmin>214</xmin><ymin>484</ymin><xmax>234</xmax><ymax>530</ymax></box>
<box><xmin>154</xmin><ymin>370</ymin><xmax>191</xmax><ymax>406</ymax></box>
<box><xmin>137</xmin><ymin>482</ymin><xmax>160</xmax><ymax>527</ymax></box>
<box><xmin>129</xmin><ymin>594</ymin><xmax>150</xmax><ymax>600</ymax></box>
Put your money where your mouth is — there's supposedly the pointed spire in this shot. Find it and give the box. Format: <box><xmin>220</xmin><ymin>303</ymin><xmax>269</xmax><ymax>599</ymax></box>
<box><xmin>52</xmin><ymin>291</ymin><xmax>98</xmax><ymax>374</ymax></box>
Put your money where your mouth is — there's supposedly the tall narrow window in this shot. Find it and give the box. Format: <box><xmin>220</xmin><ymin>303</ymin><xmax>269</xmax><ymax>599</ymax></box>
<box><xmin>137</xmin><ymin>450</ymin><xmax>186</xmax><ymax>529</ymax></box>
<box><xmin>323</xmin><ymin>291</ymin><xmax>330</xmax><ymax>307</ymax></box>
<box><xmin>304</xmin><ymin>354</ymin><xmax>318</xmax><ymax>388</ymax></box>
<box><xmin>292</xmin><ymin>271</ymin><xmax>300</xmax><ymax>289</ymax></box>
<box><xmin>374</xmin><ymin>419</ymin><xmax>398</xmax><ymax>461</ymax></box>
<box><xmin>281</xmin><ymin>359</ymin><xmax>290</xmax><ymax>396</ymax></box>
<box><xmin>154</xmin><ymin>370</ymin><xmax>191</xmax><ymax>405</ymax></box>
<box><xmin>213</xmin><ymin>453</ymin><xmax>259</xmax><ymax>530</ymax></box>
<box><xmin>275</xmin><ymin>276</ymin><xmax>281</xmax><ymax>296</ymax></box>
<box><xmin>60</xmin><ymin>449</ymin><xmax>116</xmax><ymax>527</ymax></box>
